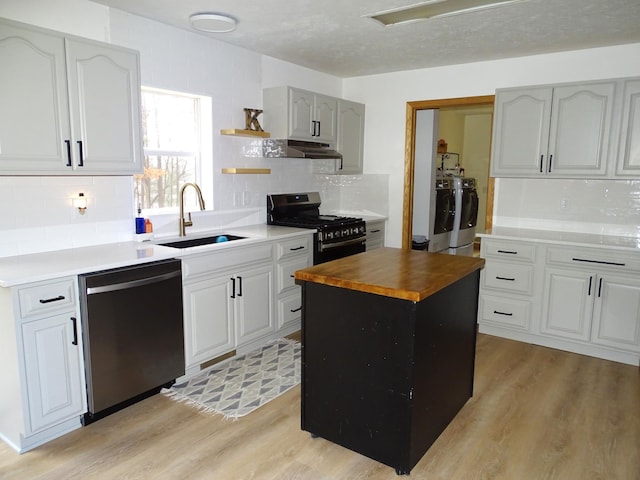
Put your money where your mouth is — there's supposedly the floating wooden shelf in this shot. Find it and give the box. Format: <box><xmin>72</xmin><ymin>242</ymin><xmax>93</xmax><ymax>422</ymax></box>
<box><xmin>220</xmin><ymin>129</ymin><xmax>270</xmax><ymax>138</ymax></box>
<box><xmin>221</xmin><ymin>168</ymin><xmax>271</xmax><ymax>174</ymax></box>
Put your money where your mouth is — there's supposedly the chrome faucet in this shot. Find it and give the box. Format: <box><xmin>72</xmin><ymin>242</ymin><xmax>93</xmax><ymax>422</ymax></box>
<box><xmin>179</xmin><ymin>182</ymin><xmax>206</xmax><ymax>236</ymax></box>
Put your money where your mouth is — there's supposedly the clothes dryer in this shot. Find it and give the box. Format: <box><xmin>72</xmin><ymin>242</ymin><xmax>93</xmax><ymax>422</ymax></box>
<box><xmin>428</xmin><ymin>177</ymin><xmax>455</xmax><ymax>252</ymax></box>
<box><xmin>449</xmin><ymin>177</ymin><xmax>479</xmax><ymax>256</ymax></box>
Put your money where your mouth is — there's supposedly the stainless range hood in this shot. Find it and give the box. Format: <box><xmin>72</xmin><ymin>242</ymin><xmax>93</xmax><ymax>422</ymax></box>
<box><xmin>262</xmin><ymin>139</ymin><xmax>342</xmax><ymax>160</ymax></box>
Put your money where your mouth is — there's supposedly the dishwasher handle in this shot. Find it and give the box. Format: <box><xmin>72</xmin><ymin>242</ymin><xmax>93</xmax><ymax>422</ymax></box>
<box><xmin>86</xmin><ymin>270</ymin><xmax>181</xmax><ymax>295</ymax></box>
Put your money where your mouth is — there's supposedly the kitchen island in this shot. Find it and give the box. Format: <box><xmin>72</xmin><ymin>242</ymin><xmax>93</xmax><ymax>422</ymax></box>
<box><xmin>294</xmin><ymin>247</ymin><xmax>485</xmax><ymax>475</ymax></box>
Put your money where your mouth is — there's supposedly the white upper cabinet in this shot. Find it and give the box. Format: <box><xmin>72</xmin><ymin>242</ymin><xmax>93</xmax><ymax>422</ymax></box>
<box><xmin>263</xmin><ymin>86</ymin><xmax>338</xmax><ymax>144</ymax></box>
<box><xmin>0</xmin><ymin>18</ymin><xmax>142</xmax><ymax>175</ymax></box>
<box><xmin>616</xmin><ymin>79</ymin><xmax>640</xmax><ymax>176</ymax></box>
<box><xmin>337</xmin><ymin>99</ymin><xmax>365</xmax><ymax>174</ymax></box>
<box><xmin>64</xmin><ymin>39</ymin><xmax>142</xmax><ymax>174</ymax></box>
<box><xmin>0</xmin><ymin>21</ymin><xmax>71</xmax><ymax>171</ymax></box>
<box><xmin>491</xmin><ymin>87</ymin><xmax>552</xmax><ymax>176</ymax></box>
<box><xmin>491</xmin><ymin>81</ymin><xmax>616</xmax><ymax>178</ymax></box>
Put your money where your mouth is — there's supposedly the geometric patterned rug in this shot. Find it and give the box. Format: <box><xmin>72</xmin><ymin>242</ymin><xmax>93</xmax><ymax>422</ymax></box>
<box><xmin>162</xmin><ymin>338</ymin><xmax>301</xmax><ymax>419</ymax></box>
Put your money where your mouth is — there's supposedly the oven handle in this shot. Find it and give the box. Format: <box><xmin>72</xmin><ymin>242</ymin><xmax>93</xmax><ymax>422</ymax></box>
<box><xmin>319</xmin><ymin>237</ymin><xmax>366</xmax><ymax>252</ymax></box>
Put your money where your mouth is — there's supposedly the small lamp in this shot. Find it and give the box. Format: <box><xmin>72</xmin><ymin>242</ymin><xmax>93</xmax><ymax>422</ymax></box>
<box><xmin>73</xmin><ymin>193</ymin><xmax>87</xmax><ymax>215</ymax></box>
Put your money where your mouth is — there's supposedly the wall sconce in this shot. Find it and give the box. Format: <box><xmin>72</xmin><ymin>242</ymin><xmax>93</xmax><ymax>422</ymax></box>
<box><xmin>73</xmin><ymin>192</ymin><xmax>87</xmax><ymax>215</ymax></box>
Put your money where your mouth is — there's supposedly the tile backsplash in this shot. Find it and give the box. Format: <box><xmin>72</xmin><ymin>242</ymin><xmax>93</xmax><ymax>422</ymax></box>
<box><xmin>494</xmin><ymin>178</ymin><xmax>640</xmax><ymax>237</ymax></box>
<box><xmin>0</xmin><ymin>170</ymin><xmax>389</xmax><ymax>258</ymax></box>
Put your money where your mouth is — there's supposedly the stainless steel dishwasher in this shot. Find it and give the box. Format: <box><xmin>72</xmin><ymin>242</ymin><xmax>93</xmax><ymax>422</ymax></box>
<box><xmin>78</xmin><ymin>258</ymin><xmax>184</xmax><ymax>424</ymax></box>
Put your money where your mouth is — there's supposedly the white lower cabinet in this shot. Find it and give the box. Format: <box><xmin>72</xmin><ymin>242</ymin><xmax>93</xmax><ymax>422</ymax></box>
<box><xmin>541</xmin><ymin>268</ymin><xmax>594</xmax><ymax>341</ymax></box>
<box><xmin>542</xmin><ymin>268</ymin><xmax>640</xmax><ymax>352</ymax></box>
<box><xmin>0</xmin><ymin>277</ymin><xmax>86</xmax><ymax>453</ymax></box>
<box><xmin>181</xmin><ymin>233</ymin><xmax>313</xmax><ymax>372</ymax></box>
<box><xmin>479</xmin><ymin>237</ymin><xmax>640</xmax><ymax>365</ymax></box>
<box><xmin>21</xmin><ymin>314</ymin><xmax>86</xmax><ymax>433</ymax></box>
<box><xmin>275</xmin><ymin>236</ymin><xmax>312</xmax><ymax>332</ymax></box>
<box><xmin>182</xmin><ymin>274</ymin><xmax>234</xmax><ymax>368</ymax></box>
<box><xmin>234</xmin><ymin>264</ymin><xmax>274</xmax><ymax>346</ymax></box>
<box><xmin>592</xmin><ymin>274</ymin><xmax>640</xmax><ymax>352</ymax></box>
<box><xmin>365</xmin><ymin>219</ymin><xmax>385</xmax><ymax>250</ymax></box>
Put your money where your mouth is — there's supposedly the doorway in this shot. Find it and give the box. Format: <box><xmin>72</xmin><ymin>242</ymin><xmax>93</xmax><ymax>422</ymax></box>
<box><xmin>402</xmin><ymin>96</ymin><xmax>495</xmax><ymax>250</ymax></box>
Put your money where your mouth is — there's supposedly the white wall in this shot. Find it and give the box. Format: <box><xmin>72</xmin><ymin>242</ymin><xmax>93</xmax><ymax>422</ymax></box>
<box><xmin>0</xmin><ymin>0</ymin><xmax>388</xmax><ymax>257</ymax></box>
<box><xmin>344</xmin><ymin>43</ymin><xmax>640</xmax><ymax>247</ymax></box>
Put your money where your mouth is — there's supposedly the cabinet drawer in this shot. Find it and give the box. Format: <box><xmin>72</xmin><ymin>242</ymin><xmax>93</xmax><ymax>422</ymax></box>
<box><xmin>482</xmin><ymin>262</ymin><xmax>534</xmax><ymax>295</ymax></box>
<box><xmin>182</xmin><ymin>243</ymin><xmax>273</xmax><ymax>280</ymax></box>
<box><xmin>482</xmin><ymin>239</ymin><xmax>537</xmax><ymax>263</ymax></box>
<box><xmin>18</xmin><ymin>278</ymin><xmax>77</xmax><ymax>319</ymax></box>
<box><xmin>278</xmin><ymin>256</ymin><xmax>310</xmax><ymax>295</ymax></box>
<box><xmin>479</xmin><ymin>295</ymin><xmax>530</xmax><ymax>330</ymax></box>
<box><xmin>277</xmin><ymin>291</ymin><xmax>302</xmax><ymax>329</ymax></box>
<box><xmin>546</xmin><ymin>246</ymin><xmax>640</xmax><ymax>273</ymax></box>
<box><xmin>276</xmin><ymin>236</ymin><xmax>311</xmax><ymax>261</ymax></box>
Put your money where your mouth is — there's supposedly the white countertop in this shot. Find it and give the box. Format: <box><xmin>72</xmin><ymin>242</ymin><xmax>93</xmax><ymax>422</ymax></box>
<box><xmin>479</xmin><ymin>226</ymin><xmax>640</xmax><ymax>252</ymax></box>
<box><xmin>0</xmin><ymin>225</ymin><xmax>312</xmax><ymax>287</ymax></box>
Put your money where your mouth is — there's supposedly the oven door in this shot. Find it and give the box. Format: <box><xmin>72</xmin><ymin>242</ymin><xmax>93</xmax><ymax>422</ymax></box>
<box><xmin>314</xmin><ymin>236</ymin><xmax>366</xmax><ymax>264</ymax></box>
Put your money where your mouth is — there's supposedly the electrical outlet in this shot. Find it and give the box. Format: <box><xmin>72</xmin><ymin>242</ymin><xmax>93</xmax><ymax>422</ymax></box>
<box><xmin>560</xmin><ymin>198</ymin><xmax>569</xmax><ymax>210</ymax></box>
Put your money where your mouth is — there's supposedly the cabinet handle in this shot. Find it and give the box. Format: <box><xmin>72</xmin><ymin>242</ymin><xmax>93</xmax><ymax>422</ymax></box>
<box><xmin>548</xmin><ymin>154</ymin><xmax>553</xmax><ymax>173</ymax></box>
<box><xmin>497</xmin><ymin>249</ymin><xmax>517</xmax><ymax>255</ymax></box>
<box><xmin>571</xmin><ymin>257</ymin><xmax>625</xmax><ymax>267</ymax></box>
<box><xmin>539</xmin><ymin>155</ymin><xmax>544</xmax><ymax>173</ymax></box>
<box><xmin>290</xmin><ymin>274</ymin><xmax>295</xmax><ymax>278</ymax></box>
<box><xmin>65</xmin><ymin>140</ymin><xmax>72</xmax><ymax>167</ymax></box>
<box><xmin>77</xmin><ymin>140</ymin><xmax>84</xmax><ymax>167</ymax></box>
<box><xmin>317</xmin><ymin>121</ymin><xmax>321</xmax><ymax>137</ymax></box>
<box><xmin>588</xmin><ymin>276</ymin><xmax>593</xmax><ymax>296</ymax></box>
<box><xmin>70</xmin><ymin>316</ymin><xmax>78</xmax><ymax>346</ymax></box>
<box><xmin>39</xmin><ymin>295</ymin><xmax>65</xmax><ymax>304</ymax></box>
<box><xmin>311</xmin><ymin>120</ymin><xmax>317</xmax><ymax>136</ymax></box>
<box><xmin>230</xmin><ymin>277</ymin><xmax>236</xmax><ymax>298</ymax></box>
<box><xmin>598</xmin><ymin>278</ymin><xmax>603</xmax><ymax>298</ymax></box>
<box><xmin>290</xmin><ymin>306</ymin><xmax>302</xmax><ymax>313</ymax></box>
<box><xmin>290</xmin><ymin>246</ymin><xmax>305</xmax><ymax>251</ymax></box>
<box><xmin>493</xmin><ymin>310</ymin><xmax>513</xmax><ymax>316</ymax></box>
<box><xmin>237</xmin><ymin>276</ymin><xmax>243</xmax><ymax>297</ymax></box>
<box><xmin>495</xmin><ymin>276</ymin><xmax>515</xmax><ymax>281</ymax></box>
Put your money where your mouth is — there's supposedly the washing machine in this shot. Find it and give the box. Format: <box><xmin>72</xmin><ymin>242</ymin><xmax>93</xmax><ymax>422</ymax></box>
<box><xmin>449</xmin><ymin>177</ymin><xmax>479</xmax><ymax>256</ymax></box>
<box><xmin>428</xmin><ymin>177</ymin><xmax>455</xmax><ymax>253</ymax></box>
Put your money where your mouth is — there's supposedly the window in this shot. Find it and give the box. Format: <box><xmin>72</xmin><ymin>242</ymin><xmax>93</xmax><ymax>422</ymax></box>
<box><xmin>134</xmin><ymin>87</ymin><xmax>212</xmax><ymax>211</ymax></box>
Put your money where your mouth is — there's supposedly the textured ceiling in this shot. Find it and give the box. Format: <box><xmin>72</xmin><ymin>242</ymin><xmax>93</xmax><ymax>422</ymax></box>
<box><xmin>90</xmin><ymin>0</ymin><xmax>640</xmax><ymax>78</ymax></box>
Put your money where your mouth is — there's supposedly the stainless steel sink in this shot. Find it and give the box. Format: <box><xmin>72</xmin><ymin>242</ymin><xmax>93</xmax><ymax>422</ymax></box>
<box><xmin>159</xmin><ymin>234</ymin><xmax>246</xmax><ymax>249</ymax></box>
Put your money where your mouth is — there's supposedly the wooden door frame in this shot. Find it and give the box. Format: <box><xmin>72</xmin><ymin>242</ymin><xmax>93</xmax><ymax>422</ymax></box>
<box><xmin>402</xmin><ymin>95</ymin><xmax>495</xmax><ymax>249</ymax></box>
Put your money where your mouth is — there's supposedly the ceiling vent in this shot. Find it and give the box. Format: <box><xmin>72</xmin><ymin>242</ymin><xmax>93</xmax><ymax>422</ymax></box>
<box><xmin>366</xmin><ymin>0</ymin><xmax>528</xmax><ymax>26</ymax></box>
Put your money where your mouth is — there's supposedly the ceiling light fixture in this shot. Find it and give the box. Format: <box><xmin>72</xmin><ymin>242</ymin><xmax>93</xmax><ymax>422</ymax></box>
<box><xmin>189</xmin><ymin>13</ymin><xmax>237</xmax><ymax>33</ymax></box>
<box><xmin>366</xmin><ymin>0</ymin><xmax>528</xmax><ymax>27</ymax></box>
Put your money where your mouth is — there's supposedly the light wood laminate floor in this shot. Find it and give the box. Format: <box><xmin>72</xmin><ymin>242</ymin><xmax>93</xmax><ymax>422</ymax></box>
<box><xmin>1</xmin><ymin>334</ymin><xmax>638</xmax><ymax>479</ymax></box>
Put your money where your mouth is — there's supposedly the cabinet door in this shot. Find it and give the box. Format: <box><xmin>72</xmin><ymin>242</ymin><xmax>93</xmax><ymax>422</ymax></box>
<box><xmin>236</xmin><ymin>264</ymin><xmax>274</xmax><ymax>346</ymax></box>
<box><xmin>0</xmin><ymin>23</ymin><xmax>72</xmax><ymax>172</ymax></box>
<box><xmin>183</xmin><ymin>275</ymin><xmax>235</xmax><ymax>368</ymax></box>
<box><xmin>540</xmin><ymin>268</ymin><xmax>594</xmax><ymax>341</ymax></box>
<box><xmin>65</xmin><ymin>39</ymin><xmax>142</xmax><ymax>174</ymax></box>
<box><xmin>314</xmin><ymin>94</ymin><xmax>338</xmax><ymax>144</ymax></box>
<box><xmin>616</xmin><ymin>79</ymin><xmax>640</xmax><ymax>176</ymax></box>
<box><xmin>21</xmin><ymin>314</ymin><xmax>85</xmax><ymax>433</ymax></box>
<box><xmin>491</xmin><ymin>87</ymin><xmax>552</xmax><ymax>176</ymax></box>
<box><xmin>288</xmin><ymin>89</ymin><xmax>315</xmax><ymax>140</ymax></box>
<box><xmin>337</xmin><ymin>100</ymin><xmax>365</xmax><ymax>174</ymax></box>
<box><xmin>591</xmin><ymin>274</ymin><xmax>640</xmax><ymax>353</ymax></box>
<box><xmin>548</xmin><ymin>83</ymin><xmax>614</xmax><ymax>176</ymax></box>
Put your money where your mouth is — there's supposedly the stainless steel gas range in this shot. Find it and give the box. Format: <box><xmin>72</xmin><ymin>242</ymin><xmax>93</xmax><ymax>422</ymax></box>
<box><xmin>267</xmin><ymin>192</ymin><xmax>366</xmax><ymax>264</ymax></box>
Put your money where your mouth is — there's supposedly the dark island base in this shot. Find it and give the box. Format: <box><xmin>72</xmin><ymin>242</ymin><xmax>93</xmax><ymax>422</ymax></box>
<box><xmin>301</xmin><ymin>271</ymin><xmax>480</xmax><ymax>475</ymax></box>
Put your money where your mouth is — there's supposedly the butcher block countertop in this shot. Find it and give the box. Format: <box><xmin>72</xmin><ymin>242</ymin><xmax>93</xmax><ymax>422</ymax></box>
<box><xmin>294</xmin><ymin>247</ymin><xmax>485</xmax><ymax>302</ymax></box>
